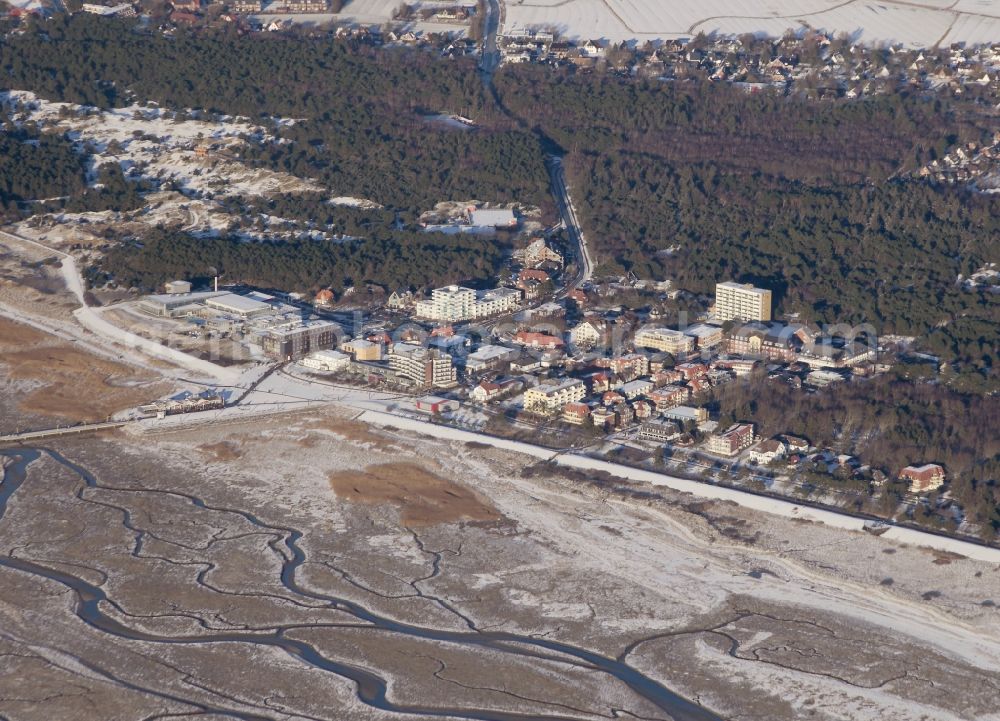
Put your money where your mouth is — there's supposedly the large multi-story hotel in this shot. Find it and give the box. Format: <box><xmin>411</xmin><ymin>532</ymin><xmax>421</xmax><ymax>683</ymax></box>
<box><xmin>414</xmin><ymin>285</ymin><xmax>521</xmax><ymax>322</ymax></box>
<box><xmin>715</xmin><ymin>282</ymin><xmax>772</xmax><ymax>322</ymax></box>
<box><xmin>387</xmin><ymin>343</ymin><xmax>458</xmax><ymax>388</ymax></box>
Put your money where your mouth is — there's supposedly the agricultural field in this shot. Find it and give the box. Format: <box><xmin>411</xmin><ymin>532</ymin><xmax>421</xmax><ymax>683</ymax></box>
<box><xmin>503</xmin><ymin>0</ymin><xmax>1000</xmax><ymax>47</ymax></box>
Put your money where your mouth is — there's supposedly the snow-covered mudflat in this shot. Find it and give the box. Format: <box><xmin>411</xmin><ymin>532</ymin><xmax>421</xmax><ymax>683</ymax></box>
<box><xmin>503</xmin><ymin>0</ymin><xmax>1000</xmax><ymax>47</ymax></box>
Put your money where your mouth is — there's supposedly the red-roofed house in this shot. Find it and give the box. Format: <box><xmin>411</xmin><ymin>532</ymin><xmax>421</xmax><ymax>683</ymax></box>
<box><xmin>632</xmin><ymin>399</ymin><xmax>655</xmax><ymax>419</ymax></box>
<box><xmin>170</xmin><ymin>10</ymin><xmax>199</xmax><ymax>23</ymax></box>
<box><xmin>589</xmin><ymin>372</ymin><xmax>612</xmax><ymax>394</ymax></box>
<box><xmin>514</xmin><ymin>331</ymin><xmax>564</xmax><ymax>350</ymax></box>
<box><xmin>899</xmin><ymin>464</ymin><xmax>945</xmax><ymax>493</ymax></box>
<box><xmin>519</xmin><ymin>269</ymin><xmax>550</xmax><ymax>282</ymax></box>
<box><xmin>676</xmin><ymin>362</ymin><xmax>709</xmax><ymax>380</ymax></box>
<box><xmin>648</xmin><ymin>386</ymin><xmax>689</xmax><ymax>411</ymax></box>
<box><xmin>652</xmin><ymin>369</ymin><xmax>684</xmax><ymax>386</ymax></box>
<box><xmin>687</xmin><ymin>376</ymin><xmax>710</xmax><ymax>395</ymax></box>
<box><xmin>602</xmin><ymin>390</ymin><xmax>625</xmax><ymax>406</ymax></box>
<box><xmin>470</xmin><ymin>381</ymin><xmax>502</xmax><ymax>404</ymax></box>
<box><xmin>562</xmin><ymin>401</ymin><xmax>591</xmax><ymax>425</ymax></box>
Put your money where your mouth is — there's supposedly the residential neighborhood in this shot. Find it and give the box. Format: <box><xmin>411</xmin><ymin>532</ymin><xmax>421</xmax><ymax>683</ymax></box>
<box><xmin>130</xmin><ymin>271</ymin><xmax>953</xmax><ymax>523</ymax></box>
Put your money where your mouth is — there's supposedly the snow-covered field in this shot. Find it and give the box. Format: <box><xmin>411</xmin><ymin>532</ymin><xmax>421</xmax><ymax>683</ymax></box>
<box><xmin>252</xmin><ymin>0</ymin><xmax>470</xmax><ymax>34</ymax></box>
<box><xmin>503</xmin><ymin>0</ymin><xmax>1000</xmax><ymax>47</ymax></box>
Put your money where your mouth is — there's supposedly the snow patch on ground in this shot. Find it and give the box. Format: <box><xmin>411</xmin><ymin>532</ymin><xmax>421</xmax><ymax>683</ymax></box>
<box><xmin>329</xmin><ymin>196</ymin><xmax>383</xmax><ymax>210</ymax></box>
<box><xmin>1</xmin><ymin>90</ymin><xmax>320</xmax><ymax>199</ymax></box>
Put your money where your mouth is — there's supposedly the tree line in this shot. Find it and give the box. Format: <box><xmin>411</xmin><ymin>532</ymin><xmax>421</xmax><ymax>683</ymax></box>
<box><xmin>91</xmin><ymin>226</ymin><xmax>505</xmax><ymax>295</ymax></box>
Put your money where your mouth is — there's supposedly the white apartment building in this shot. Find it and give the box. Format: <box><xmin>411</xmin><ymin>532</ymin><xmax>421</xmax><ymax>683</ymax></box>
<box><xmin>523</xmin><ymin>379</ymin><xmax>586</xmax><ymax>414</ymax></box>
<box><xmin>715</xmin><ymin>282</ymin><xmax>772</xmax><ymax>323</ymax></box>
<box><xmin>415</xmin><ymin>285</ymin><xmax>521</xmax><ymax>322</ymax></box>
<box><xmin>388</xmin><ymin>343</ymin><xmax>458</xmax><ymax>388</ymax></box>
<box><xmin>683</xmin><ymin>323</ymin><xmax>724</xmax><ymax>349</ymax></box>
<box><xmin>634</xmin><ymin>326</ymin><xmax>695</xmax><ymax>355</ymax></box>
<box><xmin>301</xmin><ymin>350</ymin><xmax>350</xmax><ymax>372</ymax></box>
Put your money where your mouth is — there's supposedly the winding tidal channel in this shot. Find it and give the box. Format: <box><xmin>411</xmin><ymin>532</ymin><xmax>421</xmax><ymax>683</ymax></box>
<box><xmin>0</xmin><ymin>447</ymin><xmax>725</xmax><ymax>721</ymax></box>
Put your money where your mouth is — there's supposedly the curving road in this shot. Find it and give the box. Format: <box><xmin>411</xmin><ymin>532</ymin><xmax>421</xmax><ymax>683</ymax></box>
<box><xmin>474</xmin><ymin>4</ymin><xmax>594</xmax><ymax>298</ymax></box>
<box><xmin>547</xmin><ymin>155</ymin><xmax>594</xmax><ymax>295</ymax></box>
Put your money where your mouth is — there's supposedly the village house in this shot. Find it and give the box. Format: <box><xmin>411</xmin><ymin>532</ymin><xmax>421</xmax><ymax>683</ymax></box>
<box><xmin>464</xmin><ymin>344</ymin><xmax>519</xmax><ymax>373</ymax></box>
<box><xmin>561</xmin><ymin>401</ymin><xmax>591</xmax><ymax>425</ymax></box>
<box><xmin>313</xmin><ymin>288</ymin><xmax>335</xmax><ymax>306</ymax></box>
<box><xmin>513</xmin><ymin>237</ymin><xmax>563</xmax><ymax>268</ymax></box>
<box><xmin>747</xmin><ymin>438</ymin><xmax>786</xmax><ymax>465</ymax></box>
<box><xmin>170</xmin><ymin>11</ymin><xmax>200</xmax><ymax>24</ymax></box>
<box><xmin>899</xmin><ymin>463</ymin><xmax>946</xmax><ymax>493</ymax></box>
<box><xmin>675</xmin><ymin>362</ymin><xmax>709</xmax><ymax>380</ymax></box>
<box><xmin>588</xmin><ymin>372</ymin><xmax>612</xmax><ymax>394</ymax></box>
<box><xmin>647</xmin><ymin>385</ymin><xmax>690</xmax><ymax>412</ymax></box>
<box><xmin>619</xmin><ymin>378</ymin><xmax>654</xmax><ymax>400</ymax></box>
<box><xmin>632</xmin><ymin>399</ymin><xmax>655</xmax><ymax>420</ymax></box>
<box><xmin>569</xmin><ymin>319</ymin><xmax>607</xmax><ymax>349</ymax></box>
<box><xmin>780</xmin><ymin>434</ymin><xmax>811</xmax><ymax>454</ymax></box>
<box><xmin>712</xmin><ymin>358</ymin><xmax>758</xmax><ymax>376</ymax></box>
<box><xmin>340</xmin><ymin>338</ymin><xmax>382</xmax><ymax>362</ymax></box>
<box><xmin>386</xmin><ymin>290</ymin><xmax>415</xmax><ymax>310</ymax></box>
<box><xmin>638</xmin><ymin>418</ymin><xmax>683</xmax><ymax>443</ymax></box>
<box><xmin>664</xmin><ymin>405</ymin><xmax>709</xmax><ymax>424</ymax></box>
<box><xmin>652</xmin><ymin>369</ymin><xmax>684</xmax><ymax>385</ymax></box>
<box><xmin>591</xmin><ymin>406</ymin><xmax>617</xmax><ymax>430</ymax></box>
<box><xmin>595</xmin><ymin>354</ymin><xmax>650</xmax><ymax>379</ymax></box>
<box><xmin>601</xmin><ymin>390</ymin><xmax>626</xmax><ymax>406</ymax></box>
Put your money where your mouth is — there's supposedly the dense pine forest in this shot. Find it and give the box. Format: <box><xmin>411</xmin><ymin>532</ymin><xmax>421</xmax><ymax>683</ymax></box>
<box><xmin>0</xmin><ymin>119</ymin><xmax>87</xmax><ymax>210</ymax></box>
